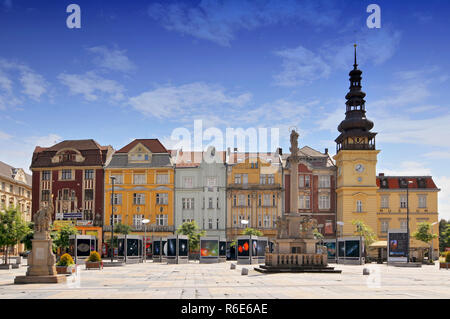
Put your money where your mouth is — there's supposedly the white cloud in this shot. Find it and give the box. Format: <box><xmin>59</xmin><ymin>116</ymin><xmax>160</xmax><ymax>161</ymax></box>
<box><xmin>423</xmin><ymin>152</ymin><xmax>450</xmax><ymax>160</ymax></box>
<box><xmin>148</xmin><ymin>0</ymin><xmax>339</xmax><ymax>46</ymax></box>
<box><xmin>274</xmin><ymin>46</ymin><xmax>331</xmax><ymax>87</ymax></box>
<box><xmin>20</xmin><ymin>70</ymin><xmax>47</xmax><ymax>101</ymax></box>
<box><xmin>128</xmin><ymin>82</ymin><xmax>251</xmax><ymax>119</ymax></box>
<box><xmin>377</xmin><ymin>161</ymin><xmax>432</xmax><ymax>176</ymax></box>
<box><xmin>58</xmin><ymin>71</ymin><xmax>125</xmax><ymax>102</ymax></box>
<box><xmin>434</xmin><ymin>176</ymin><xmax>450</xmax><ymax>221</ymax></box>
<box><xmin>87</xmin><ymin>46</ymin><xmax>136</xmax><ymax>73</ymax></box>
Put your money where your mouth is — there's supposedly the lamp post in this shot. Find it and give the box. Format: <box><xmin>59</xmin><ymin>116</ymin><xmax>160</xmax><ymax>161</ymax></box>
<box><xmin>142</xmin><ymin>218</ymin><xmax>150</xmax><ymax>262</ymax></box>
<box><xmin>336</xmin><ymin>221</ymin><xmax>344</xmax><ymax>264</ymax></box>
<box><xmin>110</xmin><ymin>176</ymin><xmax>116</xmax><ymax>263</ymax></box>
<box><xmin>431</xmin><ymin>221</ymin><xmax>438</xmax><ymax>261</ymax></box>
<box><xmin>406</xmin><ymin>180</ymin><xmax>413</xmax><ymax>263</ymax></box>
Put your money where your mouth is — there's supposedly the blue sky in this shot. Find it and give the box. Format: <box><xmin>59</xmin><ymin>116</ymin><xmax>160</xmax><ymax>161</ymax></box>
<box><xmin>1</xmin><ymin>0</ymin><xmax>449</xmax><ymax>219</ymax></box>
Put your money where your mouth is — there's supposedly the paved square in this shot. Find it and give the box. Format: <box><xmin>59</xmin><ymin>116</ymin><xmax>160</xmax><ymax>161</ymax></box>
<box><xmin>0</xmin><ymin>261</ymin><xmax>449</xmax><ymax>299</ymax></box>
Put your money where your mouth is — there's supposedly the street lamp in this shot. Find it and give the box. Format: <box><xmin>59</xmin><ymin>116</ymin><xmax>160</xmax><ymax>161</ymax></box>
<box><xmin>336</xmin><ymin>221</ymin><xmax>344</xmax><ymax>264</ymax></box>
<box><xmin>142</xmin><ymin>218</ymin><xmax>150</xmax><ymax>262</ymax></box>
<box><xmin>110</xmin><ymin>176</ymin><xmax>116</xmax><ymax>263</ymax></box>
<box><xmin>431</xmin><ymin>221</ymin><xmax>438</xmax><ymax>261</ymax></box>
<box><xmin>406</xmin><ymin>180</ymin><xmax>413</xmax><ymax>263</ymax></box>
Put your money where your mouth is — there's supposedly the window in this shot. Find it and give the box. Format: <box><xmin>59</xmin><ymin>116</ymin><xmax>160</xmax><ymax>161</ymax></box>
<box><xmin>248</xmin><ymin>195</ymin><xmax>251</xmax><ymax>207</ymax></box>
<box><xmin>182</xmin><ymin>198</ymin><xmax>194</xmax><ymax>210</ymax></box>
<box><xmin>183</xmin><ymin>176</ymin><xmax>193</xmax><ymax>188</ymax></box>
<box><xmin>133</xmin><ymin>193</ymin><xmax>145</xmax><ymax>205</ymax></box>
<box><xmin>319</xmin><ymin>175</ymin><xmax>330</xmax><ymax>188</ymax></box>
<box><xmin>400</xmin><ymin>195</ymin><xmax>407</xmax><ymax>208</ymax></box>
<box><xmin>234</xmin><ymin>174</ymin><xmax>241</xmax><ymax>184</ymax></box>
<box><xmin>157</xmin><ymin>174</ymin><xmax>169</xmax><ymax>184</ymax></box>
<box><xmin>84</xmin><ymin>189</ymin><xmax>93</xmax><ymax>201</ymax></box>
<box><xmin>156</xmin><ymin>193</ymin><xmax>168</xmax><ymax>204</ymax></box>
<box><xmin>9</xmin><ymin>184</ymin><xmax>13</xmax><ymax>193</ymax></box>
<box><xmin>264</xmin><ymin>215</ymin><xmax>271</xmax><ymax>228</ymax></box>
<box><xmin>238</xmin><ymin>215</ymin><xmax>244</xmax><ymax>228</ymax></box>
<box><xmin>208</xmin><ymin>218</ymin><xmax>213</xmax><ymax>229</ymax></box>
<box><xmin>41</xmin><ymin>190</ymin><xmax>50</xmax><ymax>201</ymax></box>
<box><xmin>299</xmin><ymin>195</ymin><xmax>310</xmax><ymax>209</ymax></box>
<box><xmin>1</xmin><ymin>182</ymin><xmax>4</xmax><ymax>190</ymax></box>
<box><xmin>263</xmin><ymin>194</ymin><xmax>271</xmax><ymax>207</ymax></box>
<box><xmin>42</xmin><ymin>171</ymin><xmax>51</xmax><ymax>181</ymax></box>
<box><xmin>239</xmin><ymin>194</ymin><xmax>245</xmax><ymax>206</ymax></box>
<box><xmin>110</xmin><ymin>174</ymin><xmax>123</xmax><ymax>184</ymax></box>
<box><xmin>133</xmin><ymin>214</ymin><xmax>144</xmax><ymax>229</ymax></box>
<box><xmin>111</xmin><ymin>193</ymin><xmax>122</xmax><ymax>205</ymax></box>
<box><xmin>381</xmin><ymin>195</ymin><xmax>389</xmax><ymax>209</ymax></box>
<box><xmin>62</xmin><ymin>189</ymin><xmax>70</xmax><ymax>200</ymax></box>
<box><xmin>217</xmin><ymin>197</ymin><xmax>220</xmax><ymax>209</ymax></box>
<box><xmin>273</xmin><ymin>194</ymin><xmax>276</xmax><ymax>207</ymax></box>
<box><xmin>299</xmin><ymin>175</ymin><xmax>304</xmax><ymax>188</ymax></box>
<box><xmin>233</xmin><ymin>215</ymin><xmax>237</xmax><ymax>226</ymax></box>
<box><xmin>260</xmin><ymin>175</ymin><xmax>266</xmax><ymax>184</ymax></box>
<box><xmin>134</xmin><ymin>174</ymin><xmax>146</xmax><ymax>184</ymax></box>
<box><xmin>305</xmin><ymin>175</ymin><xmax>310</xmax><ymax>187</ymax></box>
<box><xmin>356</xmin><ymin>200</ymin><xmax>363</xmax><ymax>212</ymax></box>
<box><xmin>207</xmin><ymin>177</ymin><xmax>217</xmax><ymax>187</ymax></box>
<box><xmin>381</xmin><ymin>220</ymin><xmax>389</xmax><ymax>233</ymax></box>
<box><xmin>242</xmin><ymin>174</ymin><xmax>248</xmax><ymax>184</ymax></box>
<box><xmin>267</xmin><ymin>174</ymin><xmax>275</xmax><ymax>184</ymax></box>
<box><xmin>233</xmin><ymin>195</ymin><xmax>237</xmax><ymax>207</ymax></box>
<box><xmin>319</xmin><ymin>195</ymin><xmax>330</xmax><ymax>209</ymax></box>
<box><xmin>84</xmin><ymin>169</ymin><xmax>94</xmax><ymax>180</ymax></box>
<box><xmin>258</xmin><ymin>214</ymin><xmax>262</xmax><ymax>227</ymax></box>
<box><xmin>418</xmin><ymin>195</ymin><xmax>427</xmax><ymax>208</ymax></box>
<box><xmin>258</xmin><ymin>194</ymin><xmax>262</xmax><ymax>207</ymax></box>
<box><xmin>61</xmin><ymin>169</ymin><xmax>72</xmax><ymax>180</ymax></box>
<box><xmin>156</xmin><ymin>214</ymin><xmax>168</xmax><ymax>226</ymax></box>
<box><xmin>208</xmin><ymin>197</ymin><xmax>213</xmax><ymax>209</ymax></box>
<box><xmin>112</xmin><ymin>214</ymin><xmax>122</xmax><ymax>225</ymax></box>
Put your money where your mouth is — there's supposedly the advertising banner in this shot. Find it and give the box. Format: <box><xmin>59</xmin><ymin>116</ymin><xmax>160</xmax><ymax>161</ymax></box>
<box><xmin>388</xmin><ymin>230</ymin><xmax>408</xmax><ymax>263</ymax></box>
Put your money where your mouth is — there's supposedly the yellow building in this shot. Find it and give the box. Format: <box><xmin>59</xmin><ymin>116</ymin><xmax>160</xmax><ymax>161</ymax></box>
<box><xmin>0</xmin><ymin>160</ymin><xmax>32</xmax><ymax>255</ymax></box>
<box><xmin>226</xmin><ymin>151</ymin><xmax>283</xmax><ymax>241</ymax></box>
<box><xmin>334</xmin><ymin>46</ymin><xmax>439</xmax><ymax>260</ymax></box>
<box><xmin>104</xmin><ymin>139</ymin><xmax>175</xmax><ymax>251</ymax></box>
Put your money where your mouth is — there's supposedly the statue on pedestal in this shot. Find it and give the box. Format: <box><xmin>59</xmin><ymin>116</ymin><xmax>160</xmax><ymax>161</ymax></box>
<box><xmin>299</xmin><ymin>216</ymin><xmax>318</xmax><ymax>239</ymax></box>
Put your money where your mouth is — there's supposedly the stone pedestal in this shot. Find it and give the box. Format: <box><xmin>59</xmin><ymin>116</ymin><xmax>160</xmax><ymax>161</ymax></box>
<box><xmin>14</xmin><ymin>239</ymin><xmax>66</xmax><ymax>284</ymax></box>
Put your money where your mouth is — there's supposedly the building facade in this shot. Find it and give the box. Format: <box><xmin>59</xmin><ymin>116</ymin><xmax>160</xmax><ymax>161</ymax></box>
<box><xmin>283</xmin><ymin>147</ymin><xmax>337</xmax><ymax>239</ymax></box>
<box><xmin>0</xmin><ymin>160</ymin><xmax>32</xmax><ymax>254</ymax></box>
<box><xmin>226</xmin><ymin>151</ymin><xmax>283</xmax><ymax>241</ymax></box>
<box><xmin>334</xmin><ymin>46</ymin><xmax>440</xmax><ymax>259</ymax></box>
<box><xmin>30</xmin><ymin>139</ymin><xmax>113</xmax><ymax>249</ymax></box>
<box><xmin>173</xmin><ymin>147</ymin><xmax>227</xmax><ymax>238</ymax></box>
<box><xmin>104</xmin><ymin>139</ymin><xmax>175</xmax><ymax>247</ymax></box>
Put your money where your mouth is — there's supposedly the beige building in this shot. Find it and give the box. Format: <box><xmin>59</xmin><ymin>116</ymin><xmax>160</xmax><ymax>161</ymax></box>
<box><xmin>0</xmin><ymin>160</ymin><xmax>32</xmax><ymax>255</ymax></box>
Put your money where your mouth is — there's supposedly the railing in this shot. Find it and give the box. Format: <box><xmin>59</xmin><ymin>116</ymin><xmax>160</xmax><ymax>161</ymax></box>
<box><xmin>266</xmin><ymin>253</ymin><xmax>327</xmax><ymax>267</ymax></box>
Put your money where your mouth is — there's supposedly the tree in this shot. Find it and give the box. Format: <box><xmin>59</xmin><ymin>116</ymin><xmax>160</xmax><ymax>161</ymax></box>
<box><xmin>241</xmin><ymin>227</ymin><xmax>263</xmax><ymax>237</ymax></box>
<box><xmin>176</xmin><ymin>221</ymin><xmax>205</xmax><ymax>251</ymax></box>
<box><xmin>21</xmin><ymin>222</ymin><xmax>34</xmax><ymax>251</ymax></box>
<box><xmin>54</xmin><ymin>223</ymin><xmax>78</xmax><ymax>254</ymax></box>
<box><xmin>413</xmin><ymin>222</ymin><xmax>438</xmax><ymax>259</ymax></box>
<box><xmin>313</xmin><ymin>228</ymin><xmax>324</xmax><ymax>240</ymax></box>
<box><xmin>114</xmin><ymin>223</ymin><xmax>132</xmax><ymax>235</ymax></box>
<box><xmin>439</xmin><ymin>219</ymin><xmax>450</xmax><ymax>252</ymax></box>
<box><xmin>0</xmin><ymin>207</ymin><xmax>30</xmax><ymax>264</ymax></box>
<box><xmin>352</xmin><ymin>220</ymin><xmax>377</xmax><ymax>252</ymax></box>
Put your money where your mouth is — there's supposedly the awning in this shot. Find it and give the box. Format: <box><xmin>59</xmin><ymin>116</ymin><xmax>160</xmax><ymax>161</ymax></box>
<box><xmin>369</xmin><ymin>241</ymin><xmax>387</xmax><ymax>248</ymax></box>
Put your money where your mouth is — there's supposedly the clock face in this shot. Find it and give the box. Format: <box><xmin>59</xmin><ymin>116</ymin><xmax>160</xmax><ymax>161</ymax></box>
<box><xmin>355</xmin><ymin>164</ymin><xmax>365</xmax><ymax>173</ymax></box>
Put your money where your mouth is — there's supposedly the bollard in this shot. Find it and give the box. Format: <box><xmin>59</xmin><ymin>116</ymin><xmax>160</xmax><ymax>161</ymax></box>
<box><xmin>230</xmin><ymin>263</ymin><xmax>236</xmax><ymax>270</ymax></box>
<box><xmin>241</xmin><ymin>268</ymin><xmax>248</xmax><ymax>275</ymax></box>
<box><xmin>363</xmin><ymin>268</ymin><xmax>370</xmax><ymax>275</ymax></box>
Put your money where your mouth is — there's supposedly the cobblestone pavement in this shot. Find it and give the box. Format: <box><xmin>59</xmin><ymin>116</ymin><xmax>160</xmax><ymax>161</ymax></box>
<box><xmin>0</xmin><ymin>261</ymin><xmax>449</xmax><ymax>299</ymax></box>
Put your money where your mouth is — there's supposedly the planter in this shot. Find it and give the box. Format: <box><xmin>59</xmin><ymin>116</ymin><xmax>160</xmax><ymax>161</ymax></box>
<box><xmin>85</xmin><ymin>261</ymin><xmax>103</xmax><ymax>270</ymax></box>
<box><xmin>56</xmin><ymin>265</ymin><xmax>76</xmax><ymax>275</ymax></box>
<box><xmin>440</xmin><ymin>263</ymin><xmax>450</xmax><ymax>270</ymax></box>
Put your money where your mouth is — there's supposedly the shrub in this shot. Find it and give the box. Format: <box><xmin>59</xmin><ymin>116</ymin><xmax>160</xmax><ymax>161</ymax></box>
<box><xmin>446</xmin><ymin>252</ymin><xmax>450</xmax><ymax>263</ymax></box>
<box><xmin>57</xmin><ymin>253</ymin><xmax>74</xmax><ymax>267</ymax></box>
<box><xmin>87</xmin><ymin>251</ymin><xmax>101</xmax><ymax>262</ymax></box>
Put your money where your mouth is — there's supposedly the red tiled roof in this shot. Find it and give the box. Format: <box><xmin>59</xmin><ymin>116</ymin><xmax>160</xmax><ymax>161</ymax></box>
<box><xmin>116</xmin><ymin>139</ymin><xmax>169</xmax><ymax>154</ymax></box>
<box><xmin>376</xmin><ymin>176</ymin><xmax>438</xmax><ymax>189</ymax></box>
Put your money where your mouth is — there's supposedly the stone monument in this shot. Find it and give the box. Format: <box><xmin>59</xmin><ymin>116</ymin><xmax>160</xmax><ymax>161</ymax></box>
<box><xmin>255</xmin><ymin>129</ymin><xmax>341</xmax><ymax>273</ymax></box>
<box><xmin>15</xmin><ymin>202</ymin><xmax>67</xmax><ymax>284</ymax></box>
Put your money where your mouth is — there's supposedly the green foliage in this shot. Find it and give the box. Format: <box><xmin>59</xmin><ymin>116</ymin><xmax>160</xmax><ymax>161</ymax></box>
<box><xmin>412</xmin><ymin>222</ymin><xmax>438</xmax><ymax>244</ymax></box>
<box><xmin>352</xmin><ymin>220</ymin><xmax>377</xmax><ymax>247</ymax></box>
<box><xmin>439</xmin><ymin>219</ymin><xmax>450</xmax><ymax>252</ymax></box>
<box><xmin>0</xmin><ymin>207</ymin><xmax>30</xmax><ymax>264</ymax></box>
<box><xmin>313</xmin><ymin>228</ymin><xmax>324</xmax><ymax>240</ymax></box>
<box><xmin>57</xmin><ymin>253</ymin><xmax>74</xmax><ymax>266</ymax></box>
<box><xmin>241</xmin><ymin>227</ymin><xmax>263</xmax><ymax>237</ymax></box>
<box><xmin>446</xmin><ymin>252</ymin><xmax>450</xmax><ymax>263</ymax></box>
<box><xmin>114</xmin><ymin>223</ymin><xmax>132</xmax><ymax>235</ymax></box>
<box><xmin>54</xmin><ymin>223</ymin><xmax>78</xmax><ymax>252</ymax></box>
<box><xmin>176</xmin><ymin>221</ymin><xmax>205</xmax><ymax>251</ymax></box>
<box><xmin>87</xmin><ymin>251</ymin><xmax>101</xmax><ymax>262</ymax></box>
<box><xmin>229</xmin><ymin>239</ymin><xmax>237</xmax><ymax>248</ymax></box>
<box><xmin>21</xmin><ymin>222</ymin><xmax>34</xmax><ymax>250</ymax></box>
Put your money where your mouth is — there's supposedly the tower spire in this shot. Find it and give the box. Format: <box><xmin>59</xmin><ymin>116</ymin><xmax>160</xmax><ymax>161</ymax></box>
<box><xmin>353</xmin><ymin>43</ymin><xmax>358</xmax><ymax>69</ymax></box>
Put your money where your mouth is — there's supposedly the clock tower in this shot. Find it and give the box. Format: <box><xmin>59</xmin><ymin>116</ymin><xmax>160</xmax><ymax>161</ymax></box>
<box><xmin>334</xmin><ymin>45</ymin><xmax>380</xmax><ymax>236</ymax></box>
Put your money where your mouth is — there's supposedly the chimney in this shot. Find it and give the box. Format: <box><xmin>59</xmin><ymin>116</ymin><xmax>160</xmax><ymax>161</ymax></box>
<box><xmin>325</xmin><ymin>148</ymin><xmax>328</xmax><ymax>154</ymax></box>
<box><xmin>379</xmin><ymin>173</ymin><xmax>384</xmax><ymax>177</ymax></box>
<box><xmin>233</xmin><ymin>148</ymin><xmax>238</xmax><ymax>163</ymax></box>
<box><xmin>277</xmin><ymin>147</ymin><xmax>282</xmax><ymax>155</ymax></box>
